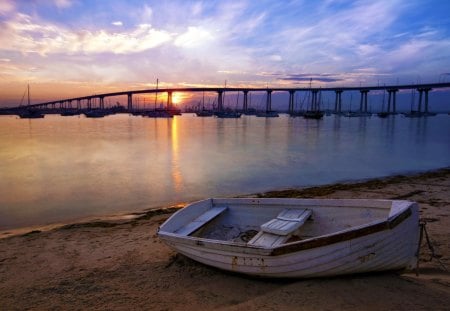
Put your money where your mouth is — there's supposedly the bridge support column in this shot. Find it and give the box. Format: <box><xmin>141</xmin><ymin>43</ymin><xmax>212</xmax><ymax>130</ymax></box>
<box><xmin>127</xmin><ymin>93</ymin><xmax>133</xmax><ymax>111</ymax></box>
<box><xmin>387</xmin><ymin>89</ymin><xmax>398</xmax><ymax>114</ymax></box>
<box><xmin>68</xmin><ymin>100</ymin><xmax>72</xmax><ymax>109</ymax></box>
<box><xmin>288</xmin><ymin>90</ymin><xmax>295</xmax><ymax>113</ymax></box>
<box><xmin>217</xmin><ymin>90</ymin><xmax>223</xmax><ymax>111</ymax></box>
<box><xmin>266</xmin><ymin>90</ymin><xmax>272</xmax><ymax>112</ymax></box>
<box><xmin>423</xmin><ymin>87</ymin><xmax>431</xmax><ymax>114</ymax></box>
<box><xmin>99</xmin><ymin>97</ymin><xmax>105</xmax><ymax>110</ymax></box>
<box><xmin>311</xmin><ymin>90</ymin><xmax>319</xmax><ymax>111</ymax></box>
<box><xmin>87</xmin><ymin>98</ymin><xmax>92</xmax><ymax>110</ymax></box>
<box><xmin>334</xmin><ymin>90</ymin><xmax>343</xmax><ymax>113</ymax></box>
<box><xmin>417</xmin><ymin>88</ymin><xmax>424</xmax><ymax>113</ymax></box>
<box><xmin>243</xmin><ymin>90</ymin><xmax>249</xmax><ymax>112</ymax></box>
<box><xmin>360</xmin><ymin>90</ymin><xmax>369</xmax><ymax>112</ymax></box>
<box><xmin>77</xmin><ymin>99</ymin><xmax>81</xmax><ymax>110</ymax></box>
<box><xmin>167</xmin><ymin>91</ymin><xmax>173</xmax><ymax>110</ymax></box>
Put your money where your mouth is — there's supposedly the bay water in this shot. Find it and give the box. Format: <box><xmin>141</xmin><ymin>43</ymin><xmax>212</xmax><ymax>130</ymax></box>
<box><xmin>0</xmin><ymin>114</ymin><xmax>449</xmax><ymax>230</ymax></box>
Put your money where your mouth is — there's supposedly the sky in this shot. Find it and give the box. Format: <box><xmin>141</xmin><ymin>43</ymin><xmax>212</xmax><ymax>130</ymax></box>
<box><xmin>0</xmin><ymin>0</ymin><xmax>450</xmax><ymax>107</ymax></box>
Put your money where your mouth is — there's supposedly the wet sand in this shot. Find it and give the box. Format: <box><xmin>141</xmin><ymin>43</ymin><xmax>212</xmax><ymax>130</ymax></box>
<box><xmin>1</xmin><ymin>168</ymin><xmax>449</xmax><ymax>310</ymax></box>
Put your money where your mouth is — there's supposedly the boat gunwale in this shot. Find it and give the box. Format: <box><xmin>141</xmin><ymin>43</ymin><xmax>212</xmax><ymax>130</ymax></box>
<box><xmin>158</xmin><ymin>199</ymin><xmax>415</xmax><ymax>257</ymax></box>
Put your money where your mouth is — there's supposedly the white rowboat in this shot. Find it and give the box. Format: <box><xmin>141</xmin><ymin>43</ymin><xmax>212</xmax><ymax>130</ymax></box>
<box><xmin>158</xmin><ymin>198</ymin><xmax>419</xmax><ymax>278</ymax></box>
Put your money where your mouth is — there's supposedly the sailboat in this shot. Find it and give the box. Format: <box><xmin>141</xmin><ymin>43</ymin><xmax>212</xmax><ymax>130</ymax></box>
<box><xmin>17</xmin><ymin>84</ymin><xmax>44</xmax><ymax>119</ymax></box>
<box><xmin>303</xmin><ymin>89</ymin><xmax>324</xmax><ymax>119</ymax></box>
<box><xmin>196</xmin><ymin>91</ymin><xmax>213</xmax><ymax>117</ymax></box>
<box><xmin>403</xmin><ymin>89</ymin><xmax>420</xmax><ymax>118</ymax></box>
<box><xmin>256</xmin><ymin>91</ymin><xmax>279</xmax><ymax>118</ymax></box>
<box><xmin>377</xmin><ymin>88</ymin><xmax>389</xmax><ymax>118</ymax></box>
<box><xmin>215</xmin><ymin>83</ymin><xmax>241</xmax><ymax>118</ymax></box>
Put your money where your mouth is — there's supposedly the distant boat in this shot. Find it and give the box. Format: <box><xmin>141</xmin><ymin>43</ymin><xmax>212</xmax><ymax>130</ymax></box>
<box><xmin>17</xmin><ymin>84</ymin><xmax>45</xmax><ymax>119</ymax></box>
<box><xmin>289</xmin><ymin>111</ymin><xmax>305</xmax><ymax>117</ymax></box>
<box><xmin>144</xmin><ymin>110</ymin><xmax>173</xmax><ymax>118</ymax></box>
<box><xmin>377</xmin><ymin>88</ymin><xmax>389</xmax><ymax>118</ymax></box>
<box><xmin>256</xmin><ymin>110</ymin><xmax>279</xmax><ymax>118</ymax></box>
<box><xmin>60</xmin><ymin>110</ymin><xmax>80</xmax><ymax>116</ymax></box>
<box><xmin>243</xmin><ymin>107</ymin><xmax>257</xmax><ymax>116</ymax></box>
<box><xmin>84</xmin><ymin>110</ymin><xmax>107</xmax><ymax>118</ymax></box>
<box><xmin>196</xmin><ymin>92</ymin><xmax>213</xmax><ymax>117</ymax></box>
<box><xmin>18</xmin><ymin>109</ymin><xmax>45</xmax><ymax>119</ymax></box>
<box><xmin>158</xmin><ymin>198</ymin><xmax>420</xmax><ymax>278</ymax></box>
<box><xmin>196</xmin><ymin>110</ymin><xmax>214</xmax><ymax>117</ymax></box>
<box><xmin>344</xmin><ymin>111</ymin><xmax>372</xmax><ymax>118</ymax></box>
<box><xmin>377</xmin><ymin>112</ymin><xmax>390</xmax><ymax>118</ymax></box>
<box><xmin>215</xmin><ymin>111</ymin><xmax>241</xmax><ymax>118</ymax></box>
<box><xmin>303</xmin><ymin>88</ymin><xmax>323</xmax><ymax>119</ymax></box>
<box><xmin>303</xmin><ymin>111</ymin><xmax>324</xmax><ymax>119</ymax></box>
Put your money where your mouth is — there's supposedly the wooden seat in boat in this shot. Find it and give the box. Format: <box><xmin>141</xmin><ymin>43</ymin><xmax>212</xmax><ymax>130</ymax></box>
<box><xmin>175</xmin><ymin>206</ymin><xmax>228</xmax><ymax>236</ymax></box>
<box><xmin>248</xmin><ymin>208</ymin><xmax>312</xmax><ymax>248</ymax></box>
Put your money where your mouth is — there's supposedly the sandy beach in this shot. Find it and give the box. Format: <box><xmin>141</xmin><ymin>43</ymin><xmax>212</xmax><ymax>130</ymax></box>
<box><xmin>1</xmin><ymin>168</ymin><xmax>449</xmax><ymax>310</ymax></box>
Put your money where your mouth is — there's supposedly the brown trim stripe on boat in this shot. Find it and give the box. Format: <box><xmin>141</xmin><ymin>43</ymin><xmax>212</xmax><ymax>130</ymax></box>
<box><xmin>270</xmin><ymin>207</ymin><xmax>412</xmax><ymax>256</ymax></box>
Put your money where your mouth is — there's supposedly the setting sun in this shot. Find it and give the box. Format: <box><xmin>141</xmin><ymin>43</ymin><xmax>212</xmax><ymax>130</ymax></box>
<box><xmin>172</xmin><ymin>93</ymin><xmax>182</xmax><ymax>105</ymax></box>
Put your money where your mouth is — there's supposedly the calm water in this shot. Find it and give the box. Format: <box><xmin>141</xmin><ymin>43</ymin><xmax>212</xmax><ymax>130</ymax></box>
<box><xmin>0</xmin><ymin>114</ymin><xmax>449</xmax><ymax>230</ymax></box>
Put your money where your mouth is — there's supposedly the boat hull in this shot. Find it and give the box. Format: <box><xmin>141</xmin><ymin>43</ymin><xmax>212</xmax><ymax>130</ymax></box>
<box><xmin>158</xmin><ymin>198</ymin><xmax>419</xmax><ymax>278</ymax></box>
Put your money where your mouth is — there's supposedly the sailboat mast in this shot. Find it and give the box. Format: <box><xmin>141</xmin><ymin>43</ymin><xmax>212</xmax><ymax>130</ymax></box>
<box><xmin>154</xmin><ymin>79</ymin><xmax>158</xmax><ymax>109</ymax></box>
<box><xmin>27</xmin><ymin>84</ymin><xmax>30</xmax><ymax>106</ymax></box>
<box><xmin>202</xmin><ymin>91</ymin><xmax>205</xmax><ymax>110</ymax></box>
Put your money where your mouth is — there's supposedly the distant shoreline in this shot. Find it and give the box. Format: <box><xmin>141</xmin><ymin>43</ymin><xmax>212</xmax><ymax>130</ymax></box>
<box><xmin>1</xmin><ymin>166</ymin><xmax>448</xmax><ymax>240</ymax></box>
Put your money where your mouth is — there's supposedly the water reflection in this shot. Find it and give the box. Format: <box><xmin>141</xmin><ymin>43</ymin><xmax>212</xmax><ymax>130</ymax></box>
<box><xmin>170</xmin><ymin>117</ymin><xmax>183</xmax><ymax>193</ymax></box>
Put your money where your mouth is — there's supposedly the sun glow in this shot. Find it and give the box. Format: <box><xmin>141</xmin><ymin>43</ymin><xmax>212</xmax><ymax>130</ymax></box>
<box><xmin>171</xmin><ymin>93</ymin><xmax>183</xmax><ymax>105</ymax></box>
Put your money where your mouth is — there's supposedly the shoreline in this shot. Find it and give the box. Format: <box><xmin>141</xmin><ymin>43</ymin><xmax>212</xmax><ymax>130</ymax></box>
<box><xmin>1</xmin><ymin>167</ymin><xmax>448</xmax><ymax>240</ymax></box>
<box><xmin>1</xmin><ymin>167</ymin><xmax>449</xmax><ymax>310</ymax></box>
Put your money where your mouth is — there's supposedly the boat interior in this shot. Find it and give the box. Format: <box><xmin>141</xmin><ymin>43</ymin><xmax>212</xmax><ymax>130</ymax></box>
<box><xmin>161</xmin><ymin>198</ymin><xmax>394</xmax><ymax>248</ymax></box>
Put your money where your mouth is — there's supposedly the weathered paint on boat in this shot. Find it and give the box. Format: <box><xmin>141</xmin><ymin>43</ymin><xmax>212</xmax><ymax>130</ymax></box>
<box><xmin>158</xmin><ymin>198</ymin><xmax>419</xmax><ymax>278</ymax></box>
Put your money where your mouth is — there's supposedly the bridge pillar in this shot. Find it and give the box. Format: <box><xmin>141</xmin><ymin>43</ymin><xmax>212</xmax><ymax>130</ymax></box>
<box><xmin>99</xmin><ymin>97</ymin><xmax>105</xmax><ymax>110</ymax></box>
<box><xmin>77</xmin><ymin>99</ymin><xmax>81</xmax><ymax>110</ymax></box>
<box><xmin>360</xmin><ymin>90</ymin><xmax>369</xmax><ymax>112</ymax></box>
<box><xmin>87</xmin><ymin>98</ymin><xmax>92</xmax><ymax>109</ymax></box>
<box><xmin>266</xmin><ymin>90</ymin><xmax>272</xmax><ymax>112</ymax></box>
<box><xmin>288</xmin><ymin>90</ymin><xmax>295</xmax><ymax>113</ymax></box>
<box><xmin>335</xmin><ymin>90</ymin><xmax>343</xmax><ymax>113</ymax></box>
<box><xmin>243</xmin><ymin>90</ymin><xmax>249</xmax><ymax>112</ymax></box>
<box><xmin>417</xmin><ymin>88</ymin><xmax>424</xmax><ymax>113</ymax></box>
<box><xmin>217</xmin><ymin>90</ymin><xmax>223</xmax><ymax>111</ymax></box>
<box><xmin>127</xmin><ymin>93</ymin><xmax>133</xmax><ymax>111</ymax></box>
<box><xmin>311</xmin><ymin>90</ymin><xmax>319</xmax><ymax>111</ymax></box>
<box><xmin>387</xmin><ymin>89</ymin><xmax>398</xmax><ymax>114</ymax></box>
<box><xmin>68</xmin><ymin>100</ymin><xmax>72</xmax><ymax>109</ymax></box>
<box><xmin>167</xmin><ymin>91</ymin><xmax>173</xmax><ymax>109</ymax></box>
<box><xmin>423</xmin><ymin>87</ymin><xmax>432</xmax><ymax>114</ymax></box>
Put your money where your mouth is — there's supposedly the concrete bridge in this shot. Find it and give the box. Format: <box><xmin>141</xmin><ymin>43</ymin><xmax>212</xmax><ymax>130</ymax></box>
<box><xmin>5</xmin><ymin>82</ymin><xmax>450</xmax><ymax>114</ymax></box>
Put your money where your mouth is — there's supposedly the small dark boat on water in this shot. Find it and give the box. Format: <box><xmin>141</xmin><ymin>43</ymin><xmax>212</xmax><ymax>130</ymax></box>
<box><xmin>196</xmin><ymin>110</ymin><xmax>214</xmax><ymax>117</ymax></box>
<box><xmin>18</xmin><ymin>109</ymin><xmax>44</xmax><ymax>119</ymax></box>
<box><xmin>215</xmin><ymin>111</ymin><xmax>242</xmax><ymax>118</ymax></box>
<box><xmin>377</xmin><ymin>112</ymin><xmax>389</xmax><ymax>118</ymax></box>
<box><xmin>17</xmin><ymin>84</ymin><xmax>45</xmax><ymax>119</ymax></box>
<box><xmin>84</xmin><ymin>110</ymin><xmax>108</xmax><ymax>118</ymax></box>
<box><xmin>303</xmin><ymin>110</ymin><xmax>324</xmax><ymax>119</ymax></box>
<box><xmin>256</xmin><ymin>110</ymin><xmax>279</xmax><ymax>118</ymax></box>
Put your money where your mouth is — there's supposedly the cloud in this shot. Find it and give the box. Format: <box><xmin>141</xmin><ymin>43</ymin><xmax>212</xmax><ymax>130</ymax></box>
<box><xmin>112</xmin><ymin>21</ymin><xmax>123</xmax><ymax>26</ymax></box>
<box><xmin>54</xmin><ymin>0</ymin><xmax>74</xmax><ymax>9</ymax></box>
<box><xmin>279</xmin><ymin>73</ymin><xmax>343</xmax><ymax>83</ymax></box>
<box><xmin>0</xmin><ymin>14</ymin><xmax>172</xmax><ymax>55</ymax></box>
<box><xmin>0</xmin><ymin>0</ymin><xmax>15</xmax><ymax>15</ymax></box>
<box><xmin>174</xmin><ymin>26</ymin><xmax>213</xmax><ymax>48</ymax></box>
